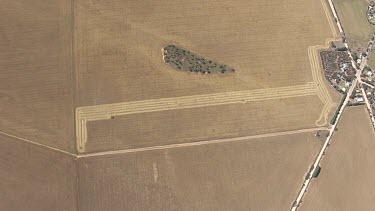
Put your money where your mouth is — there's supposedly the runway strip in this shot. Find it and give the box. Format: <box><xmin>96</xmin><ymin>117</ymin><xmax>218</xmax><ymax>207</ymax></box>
<box><xmin>76</xmin><ymin>82</ymin><xmax>318</xmax><ymax>152</ymax></box>
<box><xmin>75</xmin><ymin>0</ymin><xmax>340</xmax><ymax>153</ymax></box>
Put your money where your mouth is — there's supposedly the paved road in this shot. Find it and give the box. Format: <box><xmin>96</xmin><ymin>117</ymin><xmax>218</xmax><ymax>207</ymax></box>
<box><xmin>357</xmin><ymin>60</ymin><xmax>375</xmax><ymax>128</ymax></box>
<box><xmin>291</xmin><ymin>0</ymin><xmax>363</xmax><ymax>209</ymax></box>
<box><xmin>360</xmin><ymin>87</ymin><xmax>375</xmax><ymax>128</ymax></box>
<box><xmin>363</xmin><ymin>81</ymin><xmax>375</xmax><ymax>89</ymax></box>
<box><xmin>291</xmin><ymin>80</ymin><xmax>357</xmax><ymax>211</ymax></box>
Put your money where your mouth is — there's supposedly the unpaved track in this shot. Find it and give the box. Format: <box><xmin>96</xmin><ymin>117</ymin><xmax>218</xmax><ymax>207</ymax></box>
<box><xmin>76</xmin><ymin>83</ymin><xmax>318</xmax><ymax>152</ymax></box>
<box><xmin>77</xmin><ymin>127</ymin><xmax>327</xmax><ymax>158</ymax></box>
<box><xmin>308</xmin><ymin>0</ymin><xmax>341</xmax><ymax>126</ymax></box>
<box><xmin>74</xmin><ymin>0</ymin><xmax>338</xmax><ymax>153</ymax></box>
<box><xmin>0</xmin><ymin>130</ymin><xmax>76</xmax><ymax>157</ymax></box>
<box><xmin>1</xmin><ymin>126</ymin><xmax>326</xmax><ymax>158</ymax></box>
<box><xmin>291</xmin><ymin>0</ymin><xmax>365</xmax><ymax>209</ymax></box>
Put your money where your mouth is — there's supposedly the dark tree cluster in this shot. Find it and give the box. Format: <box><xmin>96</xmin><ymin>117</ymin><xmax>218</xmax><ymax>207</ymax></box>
<box><xmin>320</xmin><ymin>50</ymin><xmax>356</xmax><ymax>94</ymax></box>
<box><xmin>163</xmin><ymin>44</ymin><xmax>235</xmax><ymax>74</ymax></box>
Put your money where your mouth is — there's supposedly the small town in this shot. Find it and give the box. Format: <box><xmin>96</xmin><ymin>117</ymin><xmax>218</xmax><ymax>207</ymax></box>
<box><xmin>367</xmin><ymin>0</ymin><xmax>375</xmax><ymax>25</ymax></box>
<box><xmin>320</xmin><ymin>37</ymin><xmax>375</xmax><ymax>124</ymax></box>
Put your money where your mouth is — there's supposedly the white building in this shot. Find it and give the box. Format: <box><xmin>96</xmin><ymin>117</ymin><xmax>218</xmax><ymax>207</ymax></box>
<box><xmin>356</xmin><ymin>97</ymin><xmax>364</xmax><ymax>103</ymax></box>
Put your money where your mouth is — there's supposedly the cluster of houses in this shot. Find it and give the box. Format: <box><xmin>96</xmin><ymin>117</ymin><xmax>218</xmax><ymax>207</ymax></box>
<box><xmin>362</xmin><ymin>66</ymin><xmax>375</xmax><ymax>86</ymax></box>
<box><xmin>364</xmin><ymin>84</ymin><xmax>375</xmax><ymax>115</ymax></box>
<box><xmin>348</xmin><ymin>83</ymin><xmax>366</xmax><ymax>106</ymax></box>
<box><xmin>320</xmin><ymin>45</ymin><xmax>356</xmax><ymax>93</ymax></box>
<box><xmin>367</xmin><ymin>1</ymin><xmax>375</xmax><ymax>25</ymax></box>
<box><xmin>362</xmin><ymin>66</ymin><xmax>375</xmax><ymax>114</ymax></box>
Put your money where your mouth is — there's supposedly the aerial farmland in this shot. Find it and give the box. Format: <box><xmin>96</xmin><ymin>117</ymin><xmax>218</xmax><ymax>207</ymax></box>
<box><xmin>78</xmin><ymin>132</ymin><xmax>322</xmax><ymax>211</ymax></box>
<box><xmin>74</xmin><ymin>0</ymin><xmax>341</xmax><ymax>153</ymax></box>
<box><xmin>300</xmin><ymin>106</ymin><xmax>375</xmax><ymax>211</ymax></box>
<box><xmin>0</xmin><ymin>0</ymin><xmax>356</xmax><ymax>210</ymax></box>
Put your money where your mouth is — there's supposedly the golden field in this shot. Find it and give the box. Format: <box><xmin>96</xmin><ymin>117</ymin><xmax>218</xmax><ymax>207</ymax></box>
<box><xmin>0</xmin><ymin>0</ymin><xmax>76</xmax><ymax>152</ymax></box>
<box><xmin>85</xmin><ymin>95</ymin><xmax>323</xmax><ymax>153</ymax></box>
<box><xmin>0</xmin><ymin>134</ymin><xmax>77</xmax><ymax>211</ymax></box>
<box><xmin>1</xmin><ymin>0</ymin><xmax>344</xmax><ymax>209</ymax></box>
<box><xmin>74</xmin><ymin>0</ymin><xmax>340</xmax><ymax>152</ymax></box>
<box><xmin>78</xmin><ymin>132</ymin><xmax>322</xmax><ymax>211</ymax></box>
<box><xmin>300</xmin><ymin>106</ymin><xmax>375</xmax><ymax>210</ymax></box>
<box><xmin>0</xmin><ymin>0</ymin><xmax>340</xmax><ymax>153</ymax></box>
<box><xmin>75</xmin><ymin>0</ymin><xmax>334</xmax><ymax>104</ymax></box>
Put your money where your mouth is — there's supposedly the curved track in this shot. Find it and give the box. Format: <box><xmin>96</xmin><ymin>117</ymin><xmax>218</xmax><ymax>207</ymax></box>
<box><xmin>75</xmin><ymin>0</ymin><xmax>339</xmax><ymax>153</ymax></box>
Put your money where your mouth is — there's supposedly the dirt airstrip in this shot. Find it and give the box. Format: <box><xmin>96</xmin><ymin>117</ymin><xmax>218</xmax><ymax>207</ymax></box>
<box><xmin>85</xmin><ymin>95</ymin><xmax>323</xmax><ymax>153</ymax></box>
<box><xmin>74</xmin><ymin>0</ymin><xmax>341</xmax><ymax>153</ymax></box>
<box><xmin>1</xmin><ymin>0</ymin><xmax>340</xmax><ymax>154</ymax></box>
<box><xmin>1</xmin><ymin>0</ymin><xmax>346</xmax><ymax>210</ymax></box>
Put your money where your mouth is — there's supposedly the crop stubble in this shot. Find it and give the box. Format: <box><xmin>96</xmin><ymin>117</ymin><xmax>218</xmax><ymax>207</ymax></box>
<box><xmin>75</xmin><ymin>0</ymin><xmax>339</xmax><ymax>153</ymax></box>
<box><xmin>300</xmin><ymin>106</ymin><xmax>375</xmax><ymax>211</ymax></box>
<box><xmin>78</xmin><ymin>132</ymin><xmax>322</xmax><ymax>211</ymax></box>
<box><xmin>0</xmin><ymin>0</ymin><xmax>76</xmax><ymax>152</ymax></box>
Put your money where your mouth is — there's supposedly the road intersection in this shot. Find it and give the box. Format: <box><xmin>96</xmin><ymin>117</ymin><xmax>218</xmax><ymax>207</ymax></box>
<box><xmin>291</xmin><ymin>0</ymin><xmax>375</xmax><ymax>209</ymax></box>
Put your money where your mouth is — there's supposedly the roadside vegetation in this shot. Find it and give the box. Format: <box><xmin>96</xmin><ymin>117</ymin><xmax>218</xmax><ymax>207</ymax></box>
<box><xmin>330</xmin><ymin>92</ymin><xmax>348</xmax><ymax>125</ymax></box>
<box><xmin>334</xmin><ymin>0</ymin><xmax>374</xmax><ymax>52</ymax></box>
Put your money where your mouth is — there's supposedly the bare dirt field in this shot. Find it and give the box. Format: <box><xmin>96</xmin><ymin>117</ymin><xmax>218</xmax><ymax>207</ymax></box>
<box><xmin>78</xmin><ymin>132</ymin><xmax>323</xmax><ymax>211</ymax></box>
<box><xmin>334</xmin><ymin>0</ymin><xmax>374</xmax><ymax>52</ymax></box>
<box><xmin>0</xmin><ymin>133</ymin><xmax>77</xmax><ymax>211</ymax></box>
<box><xmin>85</xmin><ymin>95</ymin><xmax>323</xmax><ymax>153</ymax></box>
<box><xmin>75</xmin><ymin>0</ymin><xmax>334</xmax><ymax>105</ymax></box>
<box><xmin>300</xmin><ymin>106</ymin><xmax>375</xmax><ymax>211</ymax></box>
<box><xmin>0</xmin><ymin>0</ymin><xmax>76</xmax><ymax>153</ymax></box>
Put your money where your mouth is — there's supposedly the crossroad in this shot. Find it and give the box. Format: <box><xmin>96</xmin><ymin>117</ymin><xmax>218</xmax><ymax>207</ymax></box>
<box><xmin>291</xmin><ymin>0</ymin><xmax>375</xmax><ymax>209</ymax></box>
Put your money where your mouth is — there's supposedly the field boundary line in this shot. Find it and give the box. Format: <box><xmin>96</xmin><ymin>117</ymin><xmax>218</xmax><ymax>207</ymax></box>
<box><xmin>0</xmin><ymin>127</ymin><xmax>327</xmax><ymax>158</ymax></box>
<box><xmin>0</xmin><ymin>130</ymin><xmax>76</xmax><ymax>157</ymax></box>
<box><xmin>77</xmin><ymin>127</ymin><xmax>328</xmax><ymax>158</ymax></box>
<box><xmin>75</xmin><ymin>83</ymin><xmax>318</xmax><ymax>152</ymax></box>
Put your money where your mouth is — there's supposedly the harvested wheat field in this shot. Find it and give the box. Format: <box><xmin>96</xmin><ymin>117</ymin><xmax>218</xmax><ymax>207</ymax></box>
<box><xmin>75</xmin><ymin>0</ymin><xmax>334</xmax><ymax>104</ymax></box>
<box><xmin>300</xmin><ymin>106</ymin><xmax>375</xmax><ymax>211</ymax></box>
<box><xmin>74</xmin><ymin>0</ymin><xmax>341</xmax><ymax>153</ymax></box>
<box><xmin>78</xmin><ymin>132</ymin><xmax>323</xmax><ymax>211</ymax></box>
<box><xmin>1</xmin><ymin>0</ymin><xmax>344</xmax><ymax>209</ymax></box>
<box><xmin>0</xmin><ymin>134</ymin><xmax>77</xmax><ymax>211</ymax></box>
<box><xmin>334</xmin><ymin>0</ymin><xmax>374</xmax><ymax>52</ymax></box>
<box><xmin>0</xmin><ymin>0</ymin><xmax>340</xmax><ymax>154</ymax></box>
<box><xmin>0</xmin><ymin>0</ymin><xmax>76</xmax><ymax>153</ymax></box>
<box><xmin>85</xmin><ymin>95</ymin><xmax>323</xmax><ymax>153</ymax></box>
